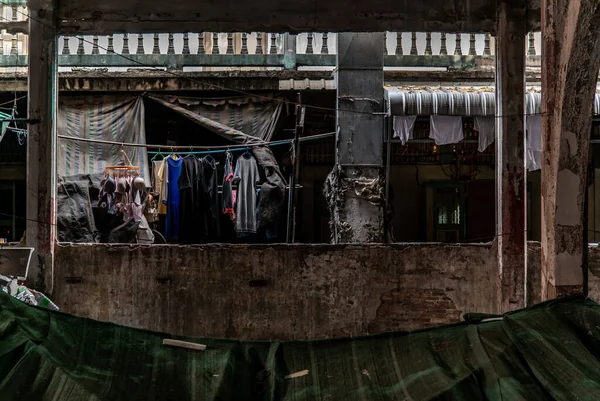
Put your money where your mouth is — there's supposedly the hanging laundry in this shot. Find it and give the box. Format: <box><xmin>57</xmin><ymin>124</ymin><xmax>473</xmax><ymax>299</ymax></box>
<box><xmin>233</xmin><ymin>153</ymin><xmax>261</xmax><ymax>235</ymax></box>
<box><xmin>158</xmin><ymin>159</ymin><xmax>169</xmax><ymax>215</ymax></box>
<box><xmin>131</xmin><ymin>190</ymin><xmax>155</xmax><ymax>244</ymax></box>
<box><xmin>393</xmin><ymin>115</ymin><xmax>418</xmax><ymax>145</ymax></box>
<box><xmin>178</xmin><ymin>156</ymin><xmax>219</xmax><ymax>244</ymax></box>
<box><xmin>130</xmin><ymin>187</ymin><xmax>144</xmax><ymax>223</ymax></box>
<box><xmin>99</xmin><ymin>176</ymin><xmax>117</xmax><ymax>215</ymax></box>
<box><xmin>152</xmin><ymin>160</ymin><xmax>164</xmax><ymax>195</ymax></box>
<box><xmin>526</xmin><ymin>115</ymin><xmax>542</xmax><ymax>171</ymax></box>
<box><xmin>165</xmin><ymin>155</ymin><xmax>183</xmax><ymax>240</ymax></box>
<box><xmin>178</xmin><ymin>157</ymin><xmax>200</xmax><ymax>244</ymax></box>
<box><xmin>474</xmin><ymin>116</ymin><xmax>495</xmax><ymax>152</ymax></box>
<box><xmin>143</xmin><ymin>194</ymin><xmax>159</xmax><ymax>224</ymax></box>
<box><xmin>231</xmin><ymin>189</ymin><xmax>237</xmax><ymax>220</ymax></box>
<box><xmin>222</xmin><ymin>151</ymin><xmax>235</xmax><ymax>216</ymax></box>
<box><xmin>200</xmin><ymin>157</ymin><xmax>219</xmax><ymax>240</ymax></box>
<box><xmin>429</xmin><ymin>115</ymin><xmax>464</xmax><ymax>145</ymax></box>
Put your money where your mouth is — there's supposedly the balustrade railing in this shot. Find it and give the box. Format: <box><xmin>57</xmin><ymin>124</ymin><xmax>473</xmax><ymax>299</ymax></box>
<box><xmin>0</xmin><ymin>6</ymin><xmax>543</xmax><ymax>71</ymax></box>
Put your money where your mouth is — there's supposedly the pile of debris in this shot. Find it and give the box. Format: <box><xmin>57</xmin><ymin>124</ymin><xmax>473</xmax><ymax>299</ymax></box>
<box><xmin>0</xmin><ymin>274</ymin><xmax>58</xmax><ymax>311</ymax></box>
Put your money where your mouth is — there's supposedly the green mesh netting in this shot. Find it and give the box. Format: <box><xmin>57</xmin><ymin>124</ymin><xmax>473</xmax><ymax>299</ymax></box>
<box><xmin>2</xmin><ymin>292</ymin><xmax>600</xmax><ymax>400</ymax></box>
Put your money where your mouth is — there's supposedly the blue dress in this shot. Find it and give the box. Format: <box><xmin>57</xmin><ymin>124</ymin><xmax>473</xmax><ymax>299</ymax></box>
<box><xmin>165</xmin><ymin>156</ymin><xmax>183</xmax><ymax>240</ymax></box>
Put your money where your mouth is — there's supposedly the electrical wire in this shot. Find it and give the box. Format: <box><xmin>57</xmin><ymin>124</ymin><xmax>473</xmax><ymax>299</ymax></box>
<box><xmin>0</xmin><ymin>8</ymin><xmax>380</xmax><ymax>117</ymax></box>
<box><xmin>0</xmin><ymin>95</ymin><xmax>26</xmax><ymax>108</ymax></box>
<box><xmin>0</xmin><ymin>6</ymin><xmax>550</xmax><ymax>120</ymax></box>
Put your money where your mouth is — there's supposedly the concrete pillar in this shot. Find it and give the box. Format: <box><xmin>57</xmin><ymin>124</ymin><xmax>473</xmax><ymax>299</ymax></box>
<box><xmin>26</xmin><ymin>0</ymin><xmax>57</xmax><ymax>290</ymax></box>
<box><xmin>495</xmin><ymin>1</ymin><xmax>527</xmax><ymax>311</ymax></box>
<box><xmin>325</xmin><ymin>33</ymin><xmax>385</xmax><ymax>243</ymax></box>
<box><xmin>541</xmin><ymin>0</ymin><xmax>600</xmax><ymax>299</ymax></box>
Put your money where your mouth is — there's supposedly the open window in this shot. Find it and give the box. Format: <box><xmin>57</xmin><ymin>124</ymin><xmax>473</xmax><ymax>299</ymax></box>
<box><xmin>426</xmin><ymin>183</ymin><xmax>465</xmax><ymax>243</ymax></box>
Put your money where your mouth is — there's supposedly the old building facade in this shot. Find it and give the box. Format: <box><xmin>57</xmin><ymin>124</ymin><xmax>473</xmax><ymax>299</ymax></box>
<box><xmin>1</xmin><ymin>0</ymin><xmax>599</xmax><ymax>339</ymax></box>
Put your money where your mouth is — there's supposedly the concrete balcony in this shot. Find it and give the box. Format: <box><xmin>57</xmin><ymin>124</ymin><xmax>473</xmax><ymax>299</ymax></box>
<box><xmin>0</xmin><ymin>5</ymin><xmax>543</xmax><ymax>90</ymax></box>
<box><xmin>0</xmin><ymin>27</ymin><xmax>542</xmax><ymax>72</ymax></box>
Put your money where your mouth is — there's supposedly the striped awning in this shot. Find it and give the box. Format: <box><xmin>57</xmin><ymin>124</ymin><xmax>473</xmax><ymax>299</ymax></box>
<box><xmin>385</xmin><ymin>86</ymin><xmax>600</xmax><ymax>117</ymax></box>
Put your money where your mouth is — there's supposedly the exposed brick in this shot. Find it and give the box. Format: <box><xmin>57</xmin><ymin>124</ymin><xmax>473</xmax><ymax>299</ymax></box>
<box><xmin>368</xmin><ymin>288</ymin><xmax>462</xmax><ymax>333</ymax></box>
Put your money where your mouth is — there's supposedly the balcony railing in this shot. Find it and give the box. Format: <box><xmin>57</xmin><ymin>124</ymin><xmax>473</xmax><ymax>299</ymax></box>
<box><xmin>0</xmin><ymin>7</ymin><xmax>542</xmax><ymax>72</ymax></box>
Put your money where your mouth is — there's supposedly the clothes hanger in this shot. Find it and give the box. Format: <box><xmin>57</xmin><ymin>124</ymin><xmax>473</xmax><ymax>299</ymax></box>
<box><xmin>204</xmin><ymin>152</ymin><xmax>216</xmax><ymax>167</ymax></box>
<box><xmin>185</xmin><ymin>146</ymin><xmax>195</xmax><ymax>158</ymax></box>
<box><xmin>151</xmin><ymin>147</ymin><xmax>163</xmax><ymax>161</ymax></box>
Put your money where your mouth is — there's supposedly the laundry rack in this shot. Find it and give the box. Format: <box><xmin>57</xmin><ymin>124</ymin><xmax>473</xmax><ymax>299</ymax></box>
<box><xmin>104</xmin><ymin>149</ymin><xmax>140</xmax><ymax>177</ymax></box>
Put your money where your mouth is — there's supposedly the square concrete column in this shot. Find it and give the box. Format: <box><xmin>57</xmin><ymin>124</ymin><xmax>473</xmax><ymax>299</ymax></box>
<box><xmin>495</xmin><ymin>1</ymin><xmax>527</xmax><ymax>311</ymax></box>
<box><xmin>541</xmin><ymin>0</ymin><xmax>600</xmax><ymax>299</ymax></box>
<box><xmin>325</xmin><ymin>33</ymin><xmax>385</xmax><ymax>243</ymax></box>
<box><xmin>27</xmin><ymin>0</ymin><xmax>57</xmax><ymax>290</ymax></box>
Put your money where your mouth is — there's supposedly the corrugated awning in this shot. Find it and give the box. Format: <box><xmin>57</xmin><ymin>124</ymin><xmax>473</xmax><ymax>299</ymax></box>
<box><xmin>385</xmin><ymin>86</ymin><xmax>600</xmax><ymax>116</ymax></box>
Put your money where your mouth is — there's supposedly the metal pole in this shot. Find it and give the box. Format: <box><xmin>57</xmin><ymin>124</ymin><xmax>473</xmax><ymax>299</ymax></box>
<box><xmin>286</xmin><ymin>171</ymin><xmax>294</xmax><ymax>243</ymax></box>
<box><xmin>286</xmin><ymin>92</ymin><xmax>304</xmax><ymax>243</ymax></box>
<box><xmin>583</xmin><ymin>155</ymin><xmax>593</xmax><ymax>298</ymax></box>
<box><xmin>384</xmin><ymin>114</ymin><xmax>392</xmax><ymax>243</ymax></box>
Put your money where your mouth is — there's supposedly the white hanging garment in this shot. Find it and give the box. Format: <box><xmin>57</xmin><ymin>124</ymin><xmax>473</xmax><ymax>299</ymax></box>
<box><xmin>526</xmin><ymin>115</ymin><xmax>542</xmax><ymax>171</ymax></box>
<box><xmin>474</xmin><ymin>116</ymin><xmax>495</xmax><ymax>152</ymax></box>
<box><xmin>429</xmin><ymin>115</ymin><xmax>464</xmax><ymax>145</ymax></box>
<box><xmin>393</xmin><ymin>116</ymin><xmax>418</xmax><ymax>144</ymax></box>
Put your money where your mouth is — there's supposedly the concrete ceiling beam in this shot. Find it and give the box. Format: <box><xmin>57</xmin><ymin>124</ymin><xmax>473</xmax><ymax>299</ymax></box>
<box><xmin>53</xmin><ymin>0</ymin><xmax>541</xmax><ymax>35</ymax></box>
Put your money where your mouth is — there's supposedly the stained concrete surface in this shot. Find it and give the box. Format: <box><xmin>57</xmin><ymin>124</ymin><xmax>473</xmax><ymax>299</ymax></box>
<box><xmin>54</xmin><ymin>243</ymin><xmax>498</xmax><ymax>340</ymax></box>
<box><xmin>52</xmin><ymin>242</ymin><xmax>600</xmax><ymax>340</ymax></box>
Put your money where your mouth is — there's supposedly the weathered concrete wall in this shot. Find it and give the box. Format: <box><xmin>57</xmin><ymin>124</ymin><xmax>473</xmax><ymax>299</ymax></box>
<box><xmin>54</xmin><ymin>243</ymin><xmax>498</xmax><ymax>340</ymax></box>
<box><xmin>586</xmin><ymin>247</ymin><xmax>600</xmax><ymax>301</ymax></box>
<box><xmin>529</xmin><ymin>243</ymin><xmax>600</xmax><ymax>303</ymax></box>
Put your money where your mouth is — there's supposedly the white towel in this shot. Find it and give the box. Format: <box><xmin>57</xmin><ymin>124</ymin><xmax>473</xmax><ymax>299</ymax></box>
<box><xmin>429</xmin><ymin>115</ymin><xmax>464</xmax><ymax>145</ymax></box>
<box><xmin>474</xmin><ymin>116</ymin><xmax>495</xmax><ymax>152</ymax></box>
<box><xmin>393</xmin><ymin>115</ymin><xmax>418</xmax><ymax>145</ymax></box>
<box><xmin>526</xmin><ymin>115</ymin><xmax>542</xmax><ymax>171</ymax></box>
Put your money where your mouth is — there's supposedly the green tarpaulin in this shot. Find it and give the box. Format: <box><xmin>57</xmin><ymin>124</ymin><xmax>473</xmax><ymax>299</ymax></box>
<box><xmin>2</xmin><ymin>292</ymin><xmax>600</xmax><ymax>400</ymax></box>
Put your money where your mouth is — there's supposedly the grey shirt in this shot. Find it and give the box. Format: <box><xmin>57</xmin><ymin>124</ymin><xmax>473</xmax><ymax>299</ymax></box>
<box><xmin>233</xmin><ymin>154</ymin><xmax>261</xmax><ymax>233</ymax></box>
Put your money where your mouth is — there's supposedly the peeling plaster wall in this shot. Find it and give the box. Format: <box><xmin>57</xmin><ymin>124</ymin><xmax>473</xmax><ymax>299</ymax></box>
<box><xmin>54</xmin><ymin>243</ymin><xmax>498</xmax><ymax>340</ymax></box>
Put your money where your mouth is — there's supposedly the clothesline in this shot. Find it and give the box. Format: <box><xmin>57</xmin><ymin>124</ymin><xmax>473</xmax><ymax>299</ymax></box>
<box><xmin>56</xmin><ymin>132</ymin><xmax>335</xmax><ymax>153</ymax></box>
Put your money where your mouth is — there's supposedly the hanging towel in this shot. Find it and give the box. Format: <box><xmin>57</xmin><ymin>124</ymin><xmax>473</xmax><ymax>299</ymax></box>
<box><xmin>393</xmin><ymin>115</ymin><xmax>418</xmax><ymax>144</ymax></box>
<box><xmin>474</xmin><ymin>116</ymin><xmax>495</xmax><ymax>152</ymax></box>
<box><xmin>526</xmin><ymin>115</ymin><xmax>542</xmax><ymax>171</ymax></box>
<box><xmin>429</xmin><ymin>116</ymin><xmax>464</xmax><ymax>145</ymax></box>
